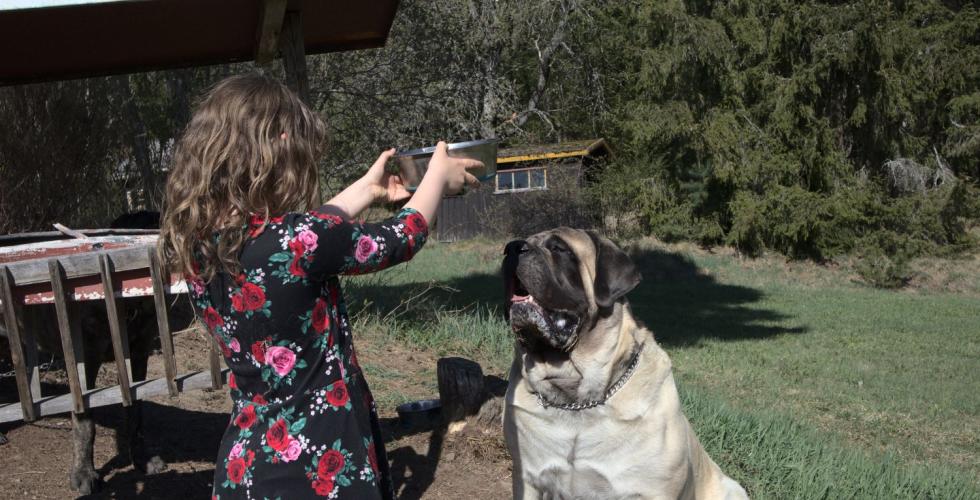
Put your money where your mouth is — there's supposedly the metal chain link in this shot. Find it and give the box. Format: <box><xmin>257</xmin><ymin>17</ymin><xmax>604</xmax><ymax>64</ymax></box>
<box><xmin>534</xmin><ymin>345</ymin><xmax>644</xmax><ymax>411</ymax></box>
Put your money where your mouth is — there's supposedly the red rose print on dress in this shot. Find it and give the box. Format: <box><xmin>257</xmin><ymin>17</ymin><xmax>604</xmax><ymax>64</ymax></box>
<box><xmin>309</xmin><ymin>211</ymin><xmax>343</xmax><ymax>226</ymax></box>
<box><xmin>288</xmin><ymin>239</ymin><xmax>307</xmax><ymax>277</ymax></box>
<box><xmin>251</xmin><ymin>341</ymin><xmax>266</xmax><ymax>363</ymax></box>
<box><xmin>252</xmin><ymin>394</ymin><xmax>267</xmax><ymax>406</ymax></box>
<box><xmin>325</xmin><ymin>381</ymin><xmax>349</xmax><ymax>407</ymax></box>
<box><xmin>266</xmin><ymin>419</ymin><xmax>290</xmax><ymax>452</ymax></box>
<box><xmin>265</xmin><ymin>346</ymin><xmax>296</xmax><ymax>377</ymax></box>
<box><xmin>404</xmin><ymin>212</ymin><xmax>426</xmax><ymax>235</ymax></box>
<box><xmin>241</xmin><ymin>282</ymin><xmax>265</xmax><ymax>310</ymax></box>
<box><xmin>227</xmin><ymin>457</ymin><xmax>247</xmax><ymax>484</ymax></box>
<box><xmin>312</xmin><ymin>476</ymin><xmax>335</xmax><ymax>496</ymax></box>
<box><xmin>317</xmin><ymin>449</ymin><xmax>345</xmax><ymax>479</ymax></box>
<box><xmin>202</xmin><ymin>307</ymin><xmax>223</xmax><ymax>329</ymax></box>
<box><xmin>354</xmin><ymin>235</ymin><xmax>378</xmax><ymax>263</ymax></box>
<box><xmin>235</xmin><ymin>404</ymin><xmax>256</xmax><ymax>429</ymax></box>
<box><xmin>312</xmin><ymin>298</ymin><xmax>329</xmax><ymax>333</ymax></box>
<box><xmin>231</xmin><ymin>293</ymin><xmax>245</xmax><ymax>312</ymax></box>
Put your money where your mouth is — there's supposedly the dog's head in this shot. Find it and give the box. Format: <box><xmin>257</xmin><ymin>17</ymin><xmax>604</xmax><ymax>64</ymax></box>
<box><xmin>502</xmin><ymin>228</ymin><xmax>640</xmax><ymax>353</ymax></box>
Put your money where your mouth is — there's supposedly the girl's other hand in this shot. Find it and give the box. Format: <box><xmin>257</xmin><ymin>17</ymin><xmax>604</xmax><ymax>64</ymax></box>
<box><xmin>361</xmin><ymin>148</ymin><xmax>412</xmax><ymax>204</ymax></box>
<box><xmin>426</xmin><ymin>141</ymin><xmax>482</xmax><ymax>196</ymax></box>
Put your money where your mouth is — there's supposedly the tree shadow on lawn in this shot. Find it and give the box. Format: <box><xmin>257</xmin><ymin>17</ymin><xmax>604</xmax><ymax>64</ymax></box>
<box><xmin>348</xmin><ymin>246</ymin><xmax>807</xmax><ymax>346</ymax></box>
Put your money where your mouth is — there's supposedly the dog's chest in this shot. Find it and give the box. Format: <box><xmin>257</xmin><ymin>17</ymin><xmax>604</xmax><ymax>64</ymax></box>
<box><xmin>515</xmin><ymin>409</ymin><xmax>668</xmax><ymax>498</ymax></box>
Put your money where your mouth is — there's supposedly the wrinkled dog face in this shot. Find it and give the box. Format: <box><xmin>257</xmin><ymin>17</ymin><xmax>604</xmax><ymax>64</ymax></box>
<box><xmin>502</xmin><ymin>228</ymin><xmax>640</xmax><ymax>353</ymax></box>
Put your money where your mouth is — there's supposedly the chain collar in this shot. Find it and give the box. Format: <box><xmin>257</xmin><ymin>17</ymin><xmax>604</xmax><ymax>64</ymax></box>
<box><xmin>533</xmin><ymin>345</ymin><xmax>643</xmax><ymax>411</ymax></box>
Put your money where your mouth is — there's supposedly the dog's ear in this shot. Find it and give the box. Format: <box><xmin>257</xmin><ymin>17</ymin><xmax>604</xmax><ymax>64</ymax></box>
<box><xmin>586</xmin><ymin>231</ymin><xmax>641</xmax><ymax>308</ymax></box>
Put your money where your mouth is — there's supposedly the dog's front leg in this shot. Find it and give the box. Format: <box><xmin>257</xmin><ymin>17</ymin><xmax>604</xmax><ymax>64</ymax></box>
<box><xmin>121</xmin><ymin>351</ymin><xmax>166</xmax><ymax>474</ymax></box>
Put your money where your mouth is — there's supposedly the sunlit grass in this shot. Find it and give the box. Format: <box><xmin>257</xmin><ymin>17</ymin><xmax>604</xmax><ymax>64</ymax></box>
<box><xmin>347</xmin><ymin>238</ymin><xmax>980</xmax><ymax>496</ymax></box>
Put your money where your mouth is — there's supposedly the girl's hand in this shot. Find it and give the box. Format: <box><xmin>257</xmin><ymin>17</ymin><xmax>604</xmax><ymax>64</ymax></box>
<box><xmin>426</xmin><ymin>142</ymin><xmax>482</xmax><ymax>196</ymax></box>
<box><xmin>360</xmin><ymin>149</ymin><xmax>412</xmax><ymax>204</ymax></box>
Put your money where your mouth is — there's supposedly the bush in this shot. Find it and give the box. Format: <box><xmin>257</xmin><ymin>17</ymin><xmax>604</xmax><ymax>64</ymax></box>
<box><xmin>854</xmin><ymin>245</ymin><xmax>914</xmax><ymax>289</ymax></box>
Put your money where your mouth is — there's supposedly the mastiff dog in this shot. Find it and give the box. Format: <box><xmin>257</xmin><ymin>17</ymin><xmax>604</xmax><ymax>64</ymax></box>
<box><xmin>502</xmin><ymin>228</ymin><xmax>747</xmax><ymax>499</ymax></box>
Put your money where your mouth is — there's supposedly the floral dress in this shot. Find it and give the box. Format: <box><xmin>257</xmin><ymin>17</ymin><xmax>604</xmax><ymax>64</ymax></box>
<box><xmin>187</xmin><ymin>207</ymin><xmax>428</xmax><ymax>500</ymax></box>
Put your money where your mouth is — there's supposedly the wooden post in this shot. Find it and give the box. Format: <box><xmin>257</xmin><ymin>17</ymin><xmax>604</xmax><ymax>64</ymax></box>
<box><xmin>99</xmin><ymin>254</ymin><xmax>133</xmax><ymax>407</ymax></box>
<box><xmin>0</xmin><ymin>266</ymin><xmax>39</xmax><ymax>421</ymax></box>
<box><xmin>436</xmin><ymin>357</ymin><xmax>486</xmax><ymax>423</ymax></box>
<box><xmin>254</xmin><ymin>0</ymin><xmax>287</xmax><ymax>67</ymax></box>
<box><xmin>48</xmin><ymin>260</ymin><xmax>87</xmax><ymax>414</ymax></box>
<box><xmin>280</xmin><ymin>10</ymin><xmax>310</xmax><ymax>105</ymax></box>
<box><xmin>148</xmin><ymin>248</ymin><xmax>178</xmax><ymax>397</ymax></box>
<box><xmin>209</xmin><ymin>335</ymin><xmax>223</xmax><ymax>390</ymax></box>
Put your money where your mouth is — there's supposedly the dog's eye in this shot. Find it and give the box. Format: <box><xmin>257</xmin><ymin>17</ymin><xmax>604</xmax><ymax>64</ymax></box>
<box><xmin>548</xmin><ymin>241</ymin><xmax>571</xmax><ymax>255</ymax></box>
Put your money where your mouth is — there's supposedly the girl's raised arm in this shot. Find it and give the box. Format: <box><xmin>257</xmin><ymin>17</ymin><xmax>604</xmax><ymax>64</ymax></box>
<box><xmin>294</xmin><ymin>142</ymin><xmax>481</xmax><ymax>278</ymax></box>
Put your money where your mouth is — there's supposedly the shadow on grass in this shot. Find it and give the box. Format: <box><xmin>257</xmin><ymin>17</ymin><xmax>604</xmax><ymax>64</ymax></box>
<box><xmin>347</xmin><ymin>246</ymin><xmax>806</xmax><ymax>346</ymax></box>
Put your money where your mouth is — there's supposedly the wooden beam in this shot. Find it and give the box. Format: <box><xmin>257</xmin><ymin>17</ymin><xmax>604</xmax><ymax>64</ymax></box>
<box><xmin>0</xmin><ymin>267</ymin><xmax>39</xmax><ymax>421</ymax></box>
<box><xmin>148</xmin><ymin>248</ymin><xmax>178</xmax><ymax>397</ymax></box>
<box><xmin>254</xmin><ymin>0</ymin><xmax>287</xmax><ymax>66</ymax></box>
<box><xmin>4</xmin><ymin>244</ymin><xmax>152</xmax><ymax>287</ymax></box>
<box><xmin>49</xmin><ymin>260</ymin><xmax>87</xmax><ymax>414</ymax></box>
<box><xmin>99</xmin><ymin>254</ymin><xmax>133</xmax><ymax>407</ymax></box>
<box><xmin>0</xmin><ymin>368</ymin><xmax>229</xmax><ymax>424</ymax></box>
<box><xmin>281</xmin><ymin>10</ymin><xmax>310</xmax><ymax>104</ymax></box>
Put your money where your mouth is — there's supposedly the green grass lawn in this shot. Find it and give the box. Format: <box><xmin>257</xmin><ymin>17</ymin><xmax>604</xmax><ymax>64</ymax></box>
<box><xmin>346</xmin><ymin>237</ymin><xmax>980</xmax><ymax>498</ymax></box>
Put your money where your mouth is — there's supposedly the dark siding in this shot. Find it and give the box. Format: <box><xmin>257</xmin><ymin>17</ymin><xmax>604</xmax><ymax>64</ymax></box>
<box><xmin>433</xmin><ymin>159</ymin><xmax>587</xmax><ymax>242</ymax></box>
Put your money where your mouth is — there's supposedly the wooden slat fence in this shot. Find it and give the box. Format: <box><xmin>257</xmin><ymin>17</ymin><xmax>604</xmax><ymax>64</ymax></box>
<box><xmin>0</xmin><ymin>243</ymin><xmax>226</xmax><ymax>424</ymax></box>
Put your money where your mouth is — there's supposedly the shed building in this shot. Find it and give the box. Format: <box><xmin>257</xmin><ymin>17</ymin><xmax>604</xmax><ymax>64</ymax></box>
<box><xmin>435</xmin><ymin>138</ymin><xmax>610</xmax><ymax>242</ymax></box>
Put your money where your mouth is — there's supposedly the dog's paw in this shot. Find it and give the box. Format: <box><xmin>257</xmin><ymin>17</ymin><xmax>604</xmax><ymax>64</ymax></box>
<box><xmin>70</xmin><ymin>467</ymin><xmax>102</xmax><ymax>495</ymax></box>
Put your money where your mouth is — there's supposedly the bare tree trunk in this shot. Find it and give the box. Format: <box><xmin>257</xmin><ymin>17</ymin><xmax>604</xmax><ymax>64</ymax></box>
<box><xmin>119</xmin><ymin>77</ymin><xmax>158</xmax><ymax>211</ymax></box>
<box><xmin>513</xmin><ymin>0</ymin><xmax>576</xmax><ymax>131</ymax></box>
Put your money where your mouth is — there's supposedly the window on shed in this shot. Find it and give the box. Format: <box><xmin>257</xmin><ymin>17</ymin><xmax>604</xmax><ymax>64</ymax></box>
<box><xmin>495</xmin><ymin>166</ymin><xmax>548</xmax><ymax>193</ymax></box>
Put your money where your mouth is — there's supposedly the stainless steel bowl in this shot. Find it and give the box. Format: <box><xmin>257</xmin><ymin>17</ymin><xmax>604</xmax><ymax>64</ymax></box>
<box><xmin>394</xmin><ymin>139</ymin><xmax>498</xmax><ymax>191</ymax></box>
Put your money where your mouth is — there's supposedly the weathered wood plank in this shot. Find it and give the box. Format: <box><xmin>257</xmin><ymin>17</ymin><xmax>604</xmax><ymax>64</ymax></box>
<box><xmin>0</xmin><ymin>266</ymin><xmax>38</xmax><ymax>421</ymax></box>
<box><xmin>6</xmin><ymin>244</ymin><xmax>153</xmax><ymax>287</ymax></box>
<box><xmin>148</xmin><ymin>248</ymin><xmax>178</xmax><ymax>397</ymax></box>
<box><xmin>49</xmin><ymin>260</ymin><xmax>87</xmax><ymax>413</ymax></box>
<box><xmin>209</xmin><ymin>336</ymin><xmax>224</xmax><ymax>390</ymax></box>
<box><xmin>99</xmin><ymin>254</ymin><xmax>133</xmax><ymax>407</ymax></box>
<box><xmin>0</xmin><ymin>228</ymin><xmax>156</xmax><ymax>247</ymax></box>
<box><xmin>0</xmin><ymin>368</ymin><xmax>229</xmax><ymax>424</ymax></box>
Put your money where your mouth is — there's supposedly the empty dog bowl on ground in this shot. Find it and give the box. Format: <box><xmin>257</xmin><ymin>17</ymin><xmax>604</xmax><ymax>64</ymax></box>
<box><xmin>396</xmin><ymin>398</ymin><xmax>442</xmax><ymax>429</ymax></box>
<box><xmin>395</xmin><ymin>139</ymin><xmax>498</xmax><ymax>192</ymax></box>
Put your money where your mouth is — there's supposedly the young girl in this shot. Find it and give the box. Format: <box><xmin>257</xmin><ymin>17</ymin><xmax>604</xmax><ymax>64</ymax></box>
<box><xmin>160</xmin><ymin>73</ymin><xmax>480</xmax><ymax>499</ymax></box>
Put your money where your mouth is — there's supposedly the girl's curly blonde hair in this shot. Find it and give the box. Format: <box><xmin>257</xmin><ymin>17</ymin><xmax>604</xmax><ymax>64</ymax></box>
<box><xmin>160</xmin><ymin>73</ymin><xmax>327</xmax><ymax>281</ymax></box>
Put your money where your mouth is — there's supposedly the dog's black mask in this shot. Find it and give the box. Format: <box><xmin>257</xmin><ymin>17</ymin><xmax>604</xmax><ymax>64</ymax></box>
<box><xmin>502</xmin><ymin>229</ymin><xmax>641</xmax><ymax>353</ymax></box>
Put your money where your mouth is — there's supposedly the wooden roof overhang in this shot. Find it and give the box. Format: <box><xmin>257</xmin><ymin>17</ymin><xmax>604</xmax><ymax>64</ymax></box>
<box><xmin>0</xmin><ymin>0</ymin><xmax>399</xmax><ymax>86</ymax></box>
<box><xmin>497</xmin><ymin>138</ymin><xmax>610</xmax><ymax>165</ymax></box>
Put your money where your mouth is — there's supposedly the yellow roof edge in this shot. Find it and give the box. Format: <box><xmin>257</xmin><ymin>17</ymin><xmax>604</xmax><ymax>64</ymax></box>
<box><xmin>497</xmin><ymin>150</ymin><xmax>590</xmax><ymax>164</ymax></box>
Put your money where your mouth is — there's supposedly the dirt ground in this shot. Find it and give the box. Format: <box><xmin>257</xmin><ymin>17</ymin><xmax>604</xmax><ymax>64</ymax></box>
<box><xmin>0</xmin><ymin>327</ymin><xmax>512</xmax><ymax>499</ymax></box>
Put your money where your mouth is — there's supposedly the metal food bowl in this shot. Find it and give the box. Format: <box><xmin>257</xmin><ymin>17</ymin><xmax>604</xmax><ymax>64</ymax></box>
<box><xmin>396</xmin><ymin>398</ymin><xmax>442</xmax><ymax>429</ymax></box>
<box><xmin>394</xmin><ymin>139</ymin><xmax>498</xmax><ymax>192</ymax></box>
